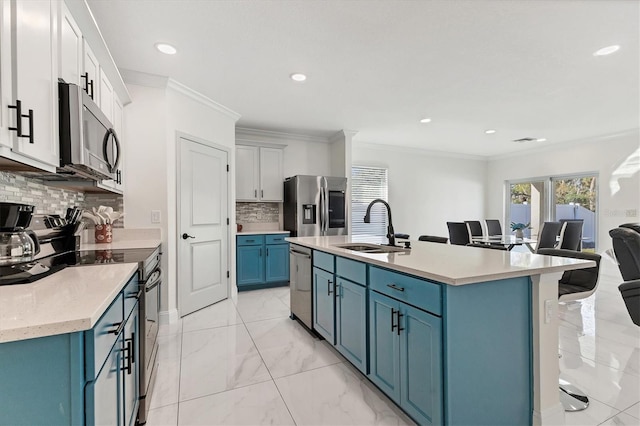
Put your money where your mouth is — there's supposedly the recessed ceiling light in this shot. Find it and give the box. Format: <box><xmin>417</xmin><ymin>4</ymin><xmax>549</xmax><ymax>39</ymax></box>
<box><xmin>420</xmin><ymin>118</ymin><xmax>431</xmax><ymax>123</ymax></box>
<box><xmin>536</xmin><ymin>138</ymin><xmax>547</xmax><ymax>142</ymax></box>
<box><xmin>155</xmin><ymin>43</ymin><xmax>177</xmax><ymax>55</ymax></box>
<box><xmin>485</xmin><ymin>129</ymin><xmax>497</xmax><ymax>134</ymax></box>
<box><xmin>593</xmin><ymin>45</ymin><xmax>620</xmax><ymax>56</ymax></box>
<box><xmin>290</xmin><ymin>73</ymin><xmax>307</xmax><ymax>82</ymax></box>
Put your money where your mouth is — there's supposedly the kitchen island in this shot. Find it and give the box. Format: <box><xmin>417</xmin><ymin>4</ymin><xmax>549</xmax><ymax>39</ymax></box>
<box><xmin>286</xmin><ymin>235</ymin><xmax>596</xmax><ymax>425</ymax></box>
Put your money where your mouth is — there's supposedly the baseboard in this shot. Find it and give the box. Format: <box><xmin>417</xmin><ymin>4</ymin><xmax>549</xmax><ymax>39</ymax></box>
<box><xmin>532</xmin><ymin>402</ymin><xmax>565</xmax><ymax>425</ymax></box>
<box><xmin>159</xmin><ymin>308</ymin><xmax>179</xmax><ymax>325</ymax></box>
<box><xmin>237</xmin><ymin>281</ymin><xmax>289</xmax><ymax>292</ymax></box>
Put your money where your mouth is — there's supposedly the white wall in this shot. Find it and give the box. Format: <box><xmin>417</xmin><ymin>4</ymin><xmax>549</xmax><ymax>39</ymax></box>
<box><xmin>487</xmin><ymin>129</ymin><xmax>640</xmax><ymax>253</ymax></box>
<box><xmin>352</xmin><ymin>143</ymin><xmax>488</xmax><ymax>240</ymax></box>
<box><xmin>123</xmin><ymin>79</ymin><xmax>238</xmax><ymax>320</ymax></box>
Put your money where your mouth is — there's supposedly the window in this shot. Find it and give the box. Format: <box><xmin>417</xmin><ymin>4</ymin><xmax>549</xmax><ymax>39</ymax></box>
<box><xmin>351</xmin><ymin>166</ymin><xmax>388</xmax><ymax>236</ymax></box>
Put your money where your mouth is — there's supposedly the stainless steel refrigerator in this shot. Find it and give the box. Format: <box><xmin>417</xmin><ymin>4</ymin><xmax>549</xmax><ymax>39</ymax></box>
<box><xmin>283</xmin><ymin>175</ymin><xmax>348</xmax><ymax>237</ymax></box>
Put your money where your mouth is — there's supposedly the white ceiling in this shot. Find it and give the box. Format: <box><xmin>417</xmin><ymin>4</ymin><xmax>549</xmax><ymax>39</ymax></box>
<box><xmin>87</xmin><ymin>0</ymin><xmax>639</xmax><ymax>157</ymax></box>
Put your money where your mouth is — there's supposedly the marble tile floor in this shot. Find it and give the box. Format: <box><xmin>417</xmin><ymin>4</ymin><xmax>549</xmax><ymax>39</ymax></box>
<box><xmin>149</xmin><ymin>259</ymin><xmax>639</xmax><ymax>425</ymax></box>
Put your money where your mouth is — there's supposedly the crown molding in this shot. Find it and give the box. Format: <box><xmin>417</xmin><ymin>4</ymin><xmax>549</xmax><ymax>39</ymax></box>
<box><xmin>488</xmin><ymin>128</ymin><xmax>640</xmax><ymax>161</ymax></box>
<box><xmin>167</xmin><ymin>79</ymin><xmax>241</xmax><ymax>122</ymax></box>
<box><xmin>354</xmin><ymin>141</ymin><xmax>488</xmax><ymax>161</ymax></box>
<box><xmin>329</xmin><ymin>129</ymin><xmax>359</xmax><ymax>143</ymax></box>
<box><xmin>121</xmin><ymin>69</ymin><xmax>169</xmax><ymax>89</ymax></box>
<box><xmin>235</xmin><ymin>127</ymin><xmax>330</xmax><ymax>145</ymax></box>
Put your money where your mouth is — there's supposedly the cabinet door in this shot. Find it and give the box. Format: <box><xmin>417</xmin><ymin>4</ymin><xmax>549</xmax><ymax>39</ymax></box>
<box><xmin>368</xmin><ymin>291</ymin><xmax>400</xmax><ymax>403</ymax></box>
<box><xmin>101</xmin><ymin>95</ymin><xmax>124</xmax><ymax>193</ymax></box>
<box><xmin>312</xmin><ymin>267</ymin><xmax>335</xmax><ymax>343</ymax></box>
<box><xmin>11</xmin><ymin>0</ymin><xmax>59</xmax><ymax>166</ymax></box>
<box><xmin>99</xmin><ymin>69</ymin><xmax>114</xmax><ymax>122</ymax></box>
<box><xmin>335</xmin><ymin>278</ymin><xmax>367</xmax><ymax>373</ymax></box>
<box><xmin>83</xmin><ymin>40</ymin><xmax>99</xmax><ymax>103</ymax></box>
<box><xmin>0</xmin><ymin>1</ymin><xmax>10</xmax><ymax>148</ymax></box>
<box><xmin>259</xmin><ymin>147</ymin><xmax>284</xmax><ymax>201</ymax></box>
<box><xmin>265</xmin><ymin>243</ymin><xmax>289</xmax><ymax>283</ymax></box>
<box><xmin>86</xmin><ymin>335</ymin><xmax>123</xmax><ymax>426</ymax></box>
<box><xmin>59</xmin><ymin>3</ymin><xmax>82</xmax><ymax>85</ymax></box>
<box><xmin>399</xmin><ymin>303</ymin><xmax>443</xmax><ymax>425</ymax></box>
<box><xmin>237</xmin><ymin>245</ymin><xmax>264</xmax><ymax>286</ymax></box>
<box><xmin>123</xmin><ymin>307</ymin><xmax>139</xmax><ymax>426</ymax></box>
<box><xmin>236</xmin><ymin>145</ymin><xmax>259</xmax><ymax>201</ymax></box>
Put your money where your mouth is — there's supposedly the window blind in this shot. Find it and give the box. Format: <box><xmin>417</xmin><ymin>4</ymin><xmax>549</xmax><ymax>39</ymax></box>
<box><xmin>351</xmin><ymin>166</ymin><xmax>388</xmax><ymax>236</ymax></box>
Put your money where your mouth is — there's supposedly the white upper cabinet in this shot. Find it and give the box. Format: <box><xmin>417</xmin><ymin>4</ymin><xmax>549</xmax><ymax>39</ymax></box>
<box><xmin>259</xmin><ymin>147</ymin><xmax>284</xmax><ymax>202</ymax></box>
<box><xmin>59</xmin><ymin>3</ymin><xmax>82</xmax><ymax>86</ymax></box>
<box><xmin>235</xmin><ymin>145</ymin><xmax>284</xmax><ymax>202</ymax></box>
<box><xmin>99</xmin><ymin>69</ymin><xmax>114</xmax><ymax>122</ymax></box>
<box><xmin>2</xmin><ymin>0</ymin><xmax>60</xmax><ymax>168</ymax></box>
<box><xmin>236</xmin><ymin>145</ymin><xmax>259</xmax><ymax>201</ymax></box>
<box><xmin>83</xmin><ymin>40</ymin><xmax>99</xmax><ymax>104</ymax></box>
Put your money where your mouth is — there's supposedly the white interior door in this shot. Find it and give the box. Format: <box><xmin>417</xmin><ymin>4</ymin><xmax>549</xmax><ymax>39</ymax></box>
<box><xmin>178</xmin><ymin>137</ymin><xmax>229</xmax><ymax>316</ymax></box>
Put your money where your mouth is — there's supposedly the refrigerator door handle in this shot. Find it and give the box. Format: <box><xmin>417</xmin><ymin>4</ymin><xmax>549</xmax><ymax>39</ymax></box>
<box><xmin>322</xmin><ymin>177</ymin><xmax>329</xmax><ymax>234</ymax></box>
<box><xmin>319</xmin><ymin>183</ymin><xmax>325</xmax><ymax>235</ymax></box>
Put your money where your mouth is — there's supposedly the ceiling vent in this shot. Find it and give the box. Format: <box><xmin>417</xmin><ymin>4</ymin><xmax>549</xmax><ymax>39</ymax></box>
<box><xmin>512</xmin><ymin>137</ymin><xmax>537</xmax><ymax>143</ymax></box>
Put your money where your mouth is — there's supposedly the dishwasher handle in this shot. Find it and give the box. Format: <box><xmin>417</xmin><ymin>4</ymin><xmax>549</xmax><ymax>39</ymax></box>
<box><xmin>290</xmin><ymin>249</ymin><xmax>311</xmax><ymax>259</ymax></box>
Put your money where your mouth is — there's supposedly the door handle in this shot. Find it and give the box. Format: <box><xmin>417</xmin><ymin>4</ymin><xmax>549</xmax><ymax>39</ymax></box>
<box><xmin>182</xmin><ymin>233</ymin><xmax>195</xmax><ymax>240</ymax></box>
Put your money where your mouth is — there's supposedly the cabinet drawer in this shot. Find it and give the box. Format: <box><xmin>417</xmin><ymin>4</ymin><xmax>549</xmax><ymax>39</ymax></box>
<box><xmin>336</xmin><ymin>257</ymin><xmax>367</xmax><ymax>286</ymax></box>
<box><xmin>85</xmin><ymin>293</ymin><xmax>124</xmax><ymax>380</ymax></box>
<box><xmin>123</xmin><ymin>275</ymin><xmax>140</xmax><ymax>318</ymax></box>
<box><xmin>237</xmin><ymin>235</ymin><xmax>265</xmax><ymax>246</ymax></box>
<box><xmin>265</xmin><ymin>234</ymin><xmax>288</xmax><ymax>245</ymax></box>
<box><xmin>369</xmin><ymin>267</ymin><xmax>441</xmax><ymax>316</ymax></box>
<box><xmin>313</xmin><ymin>250</ymin><xmax>334</xmax><ymax>273</ymax></box>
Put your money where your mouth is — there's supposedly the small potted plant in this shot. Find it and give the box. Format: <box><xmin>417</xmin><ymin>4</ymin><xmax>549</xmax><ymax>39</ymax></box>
<box><xmin>510</xmin><ymin>222</ymin><xmax>531</xmax><ymax>239</ymax></box>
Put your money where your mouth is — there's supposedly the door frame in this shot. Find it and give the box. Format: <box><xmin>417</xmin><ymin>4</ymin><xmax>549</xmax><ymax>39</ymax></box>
<box><xmin>175</xmin><ymin>131</ymin><xmax>232</xmax><ymax>316</ymax></box>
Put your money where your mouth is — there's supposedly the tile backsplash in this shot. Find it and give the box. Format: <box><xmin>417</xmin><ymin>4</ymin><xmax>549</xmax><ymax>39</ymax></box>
<box><xmin>236</xmin><ymin>202</ymin><xmax>280</xmax><ymax>223</ymax></box>
<box><xmin>0</xmin><ymin>171</ymin><xmax>124</xmax><ymax>228</ymax></box>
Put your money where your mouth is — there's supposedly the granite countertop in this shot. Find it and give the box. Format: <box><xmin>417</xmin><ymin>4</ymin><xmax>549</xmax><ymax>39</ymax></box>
<box><xmin>80</xmin><ymin>239</ymin><xmax>162</xmax><ymax>250</ymax></box>
<box><xmin>237</xmin><ymin>230</ymin><xmax>290</xmax><ymax>235</ymax></box>
<box><xmin>0</xmin><ymin>263</ymin><xmax>139</xmax><ymax>343</ymax></box>
<box><xmin>286</xmin><ymin>235</ymin><xmax>595</xmax><ymax>286</ymax></box>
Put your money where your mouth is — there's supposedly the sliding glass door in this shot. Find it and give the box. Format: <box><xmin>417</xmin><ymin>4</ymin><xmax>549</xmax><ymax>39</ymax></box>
<box><xmin>508</xmin><ymin>180</ymin><xmax>548</xmax><ymax>239</ymax></box>
<box><xmin>552</xmin><ymin>175</ymin><xmax>598</xmax><ymax>250</ymax></box>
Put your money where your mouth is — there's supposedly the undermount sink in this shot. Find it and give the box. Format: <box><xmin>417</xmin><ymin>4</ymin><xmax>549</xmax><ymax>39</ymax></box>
<box><xmin>333</xmin><ymin>243</ymin><xmax>407</xmax><ymax>254</ymax></box>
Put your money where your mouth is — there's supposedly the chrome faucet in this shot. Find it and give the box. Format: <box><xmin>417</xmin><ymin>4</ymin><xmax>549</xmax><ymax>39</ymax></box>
<box><xmin>364</xmin><ymin>199</ymin><xmax>395</xmax><ymax>247</ymax></box>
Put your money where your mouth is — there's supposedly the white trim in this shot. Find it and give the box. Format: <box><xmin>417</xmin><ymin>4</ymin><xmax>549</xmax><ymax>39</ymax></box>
<box><xmin>329</xmin><ymin>129</ymin><xmax>358</xmax><ymax>144</ymax></box>
<box><xmin>489</xmin><ymin>128</ymin><xmax>639</xmax><ymax>161</ymax></box>
<box><xmin>236</xmin><ymin>127</ymin><xmax>329</xmax><ymax>144</ymax></box>
<box><xmin>354</xmin><ymin>141</ymin><xmax>488</xmax><ymax>161</ymax></box>
<box><xmin>532</xmin><ymin>402</ymin><xmax>565</xmax><ymax>426</ymax></box>
<box><xmin>120</xmin><ymin>68</ymin><xmax>169</xmax><ymax>89</ymax></box>
<box><xmin>159</xmin><ymin>308</ymin><xmax>179</xmax><ymax>325</ymax></box>
<box><xmin>167</xmin><ymin>80</ymin><xmax>240</xmax><ymax>121</ymax></box>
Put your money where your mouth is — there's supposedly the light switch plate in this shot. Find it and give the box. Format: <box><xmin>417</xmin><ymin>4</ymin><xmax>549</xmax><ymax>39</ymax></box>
<box><xmin>151</xmin><ymin>210</ymin><xmax>161</xmax><ymax>223</ymax></box>
<box><xmin>544</xmin><ymin>299</ymin><xmax>553</xmax><ymax>324</ymax></box>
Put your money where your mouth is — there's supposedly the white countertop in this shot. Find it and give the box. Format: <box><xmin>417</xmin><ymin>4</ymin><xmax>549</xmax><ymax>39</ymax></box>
<box><xmin>237</xmin><ymin>230</ymin><xmax>290</xmax><ymax>235</ymax></box>
<box><xmin>286</xmin><ymin>235</ymin><xmax>596</xmax><ymax>285</ymax></box>
<box><xmin>0</xmin><ymin>263</ymin><xmax>138</xmax><ymax>343</ymax></box>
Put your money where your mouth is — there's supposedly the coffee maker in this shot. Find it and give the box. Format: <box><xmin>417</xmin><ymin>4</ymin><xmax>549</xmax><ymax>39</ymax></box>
<box><xmin>0</xmin><ymin>203</ymin><xmax>40</xmax><ymax>265</ymax></box>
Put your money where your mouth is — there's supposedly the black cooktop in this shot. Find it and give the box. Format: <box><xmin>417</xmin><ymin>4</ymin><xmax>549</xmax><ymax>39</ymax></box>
<box><xmin>0</xmin><ymin>248</ymin><xmax>157</xmax><ymax>286</ymax></box>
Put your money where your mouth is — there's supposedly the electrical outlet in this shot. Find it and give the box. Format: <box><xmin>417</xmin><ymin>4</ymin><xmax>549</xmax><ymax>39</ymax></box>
<box><xmin>151</xmin><ymin>210</ymin><xmax>161</xmax><ymax>223</ymax></box>
<box><xmin>626</xmin><ymin>209</ymin><xmax>638</xmax><ymax>218</ymax></box>
<box><xmin>544</xmin><ymin>299</ymin><xmax>554</xmax><ymax>324</ymax></box>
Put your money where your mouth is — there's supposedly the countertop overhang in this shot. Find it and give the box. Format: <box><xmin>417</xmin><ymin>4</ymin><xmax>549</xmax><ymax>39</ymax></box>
<box><xmin>286</xmin><ymin>235</ymin><xmax>596</xmax><ymax>286</ymax></box>
<box><xmin>0</xmin><ymin>263</ymin><xmax>139</xmax><ymax>343</ymax></box>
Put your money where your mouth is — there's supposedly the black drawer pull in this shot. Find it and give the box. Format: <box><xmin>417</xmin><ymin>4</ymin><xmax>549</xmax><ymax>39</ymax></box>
<box><xmin>391</xmin><ymin>308</ymin><xmax>398</xmax><ymax>332</ymax></box>
<box><xmin>327</xmin><ymin>279</ymin><xmax>333</xmax><ymax>296</ymax></box>
<box><xmin>8</xmin><ymin>100</ymin><xmax>23</xmax><ymax>136</ymax></box>
<box><xmin>387</xmin><ymin>283</ymin><xmax>405</xmax><ymax>292</ymax></box>
<box><xmin>396</xmin><ymin>311</ymin><xmax>405</xmax><ymax>335</ymax></box>
<box><xmin>246</xmin><ymin>239</ymin><xmax>254</xmax><ymax>243</ymax></box>
<box><xmin>109</xmin><ymin>321</ymin><xmax>125</xmax><ymax>335</ymax></box>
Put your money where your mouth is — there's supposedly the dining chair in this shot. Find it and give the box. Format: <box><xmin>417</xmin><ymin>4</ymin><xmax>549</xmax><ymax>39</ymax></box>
<box><xmin>464</xmin><ymin>220</ymin><xmax>483</xmax><ymax>242</ymax></box>
<box><xmin>534</xmin><ymin>221</ymin><xmax>564</xmax><ymax>253</ymax></box>
<box><xmin>558</xmin><ymin>220</ymin><xmax>583</xmax><ymax>251</ymax></box>
<box><xmin>609</xmin><ymin>227</ymin><xmax>640</xmax><ymax>281</ymax></box>
<box><xmin>418</xmin><ymin>235</ymin><xmax>448</xmax><ymax>244</ymax></box>
<box><xmin>485</xmin><ymin>219</ymin><xmax>502</xmax><ymax>236</ymax></box>
<box><xmin>447</xmin><ymin>222</ymin><xmax>470</xmax><ymax>245</ymax></box>
<box><xmin>537</xmin><ymin>248</ymin><xmax>602</xmax><ymax>411</ymax></box>
<box><xmin>619</xmin><ymin>280</ymin><xmax>640</xmax><ymax>327</ymax></box>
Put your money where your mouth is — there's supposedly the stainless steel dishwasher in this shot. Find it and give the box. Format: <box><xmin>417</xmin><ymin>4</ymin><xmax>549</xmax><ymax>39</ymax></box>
<box><xmin>289</xmin><ymin>244</ymin><xmax>312</xmax><ymax>329</ymax></box>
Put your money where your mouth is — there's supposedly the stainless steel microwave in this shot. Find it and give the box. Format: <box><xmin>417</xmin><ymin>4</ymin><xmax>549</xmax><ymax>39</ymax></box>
<box><xmin>58</xmin><ymin>81</ymin><xmax>120</xmax><ymax>181</ymax></box>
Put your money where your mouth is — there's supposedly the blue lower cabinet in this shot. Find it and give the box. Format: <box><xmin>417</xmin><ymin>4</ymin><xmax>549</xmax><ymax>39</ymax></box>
<box><xmin>265</xmin><ymin>244</ymin><xmax>289</xmax><ymax>282</ymax></box>
<box><xmin>85</xmin><ymin>334</ymin><xmax>122</xmax><ymax>426</ymax></box>
<box><xmin>237</xmin><ymin>234</ymin><xmax>289</xmax><ymax>290</ymax></box>
<box><xmin>313</xmin><ymin>266</ymin><xmax>335</xmax><ymax>342</ymax></box>
<box><xmin>335</xmin><ymin>277</ymin><xmax>367</xmax><ymax>374</ymax></box>
<box><xmin>369</xmin><ymin>290</ymin><xmax>443</xmax><ymax>425</ymax></box>
<box><xmin>368</xmin><ymin>291</ymin><xmax>401</xmax><ymax>402</ymax></box>
<box><xmin>237</xmin><ymin>245</ymin><xmax>264</xmax><ymax>286</ymax></box>
<box><xmin>399</xmin><ymin>303</ymin><xmax>443</xmax><ymax>426</ymax></box>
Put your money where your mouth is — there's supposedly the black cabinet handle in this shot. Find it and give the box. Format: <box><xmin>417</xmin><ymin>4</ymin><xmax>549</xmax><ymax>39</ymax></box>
<box><xmin>396</xmin><ymin>311</ymin><xmax>405</xmax><ymax>336</ymax></box>
<box><xmin>254</xmin><ymin>189</ymin><xmax>257</xmax><ymax>198</ymax></box>
<box><xmin>261</xmin><ymin>189</ymin><xmax>264</xmax><ymax>198</ymax></box>
<box><xmin>123</xmin><ymin>339</ymin><xmax>132</xmax><ymax>375</ymax></box>
<box><xmin>259</xmin><ymin>248</ymin><xmax>262</xmax><ymax>257</ymax></box>
<box><xmin>81</xmin><ymin>72</ymin><xmax>89</xmax><ymax>93</ymax></box>
<box><xmin>246</xmin><ymin>239</ymin><xmax>254</xmax><ymax>243</ymax></box>
<box><xmin>88</xmin><ymin>79</ymin><xmax>94</xmax><ymax>100</ymax></box>
<box><xmin>109</xmin><ymin>321</ymin><xmax>125</xmax><ymax>335</ymax></box>
<box><xmin>126</xmin><ymin>332</ymin><xmax>136</xmax><ymax>364</ymax></box>
<box><xmin>327</xmin><ymin>279</ymin><xmax>333</xmax><ymax>296</ymax></box>
<box><xmin>8</xmin><ymin>100</ymin><xmax>23</xmax><ymax>136</ymax></box>
<box><xmin>266</xmin><ymin>248</ymin><xmax>269</xmax><ymax>256</ymax></box>
<box><xmin>391</xmin><ymin>308</ymin><xmax>398</xmax><ymax>332</ymax></box>
<box><xmin>387</xmin><ymin>283</ymin><xmax>405</xmax><ymax>292</ymax></box>
<box><xmin>24</xmin><ymin>108</ymin><xmax>33</xmax><ymax>144</ymax></box>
